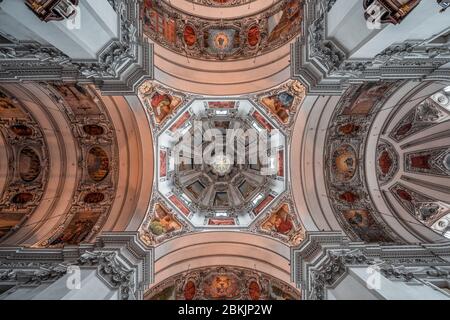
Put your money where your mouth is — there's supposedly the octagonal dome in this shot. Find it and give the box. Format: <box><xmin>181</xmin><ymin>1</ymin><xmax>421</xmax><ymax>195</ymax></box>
<box><xmin>156</xmin><ymin>98</ymin><xmax>287</xmax><ymax>228</ymax></box>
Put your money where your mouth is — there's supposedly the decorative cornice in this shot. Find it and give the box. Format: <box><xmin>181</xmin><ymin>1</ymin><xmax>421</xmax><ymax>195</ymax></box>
<box><xmin>292</xmin><ymin>0</ymin><xmax>450</xmax><ymax>94</ymax></box>
<box><xmin>0</xmin><ymin>0</ymin><xmax>152</xmax><ymax>95</ymax></box>
<box><xmin>0</xmin><ymin>232</ymin><xmax>154</xmax><ymax>300</ymax></box>
<box><xmin>292</xmin><ymin>232</ymin><xmax>450</xmax><ymax>300</ymax></box>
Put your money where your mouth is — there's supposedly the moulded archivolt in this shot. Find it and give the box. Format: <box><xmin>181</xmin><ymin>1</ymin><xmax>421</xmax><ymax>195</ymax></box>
<box><xmin>35</xmin><ymin>84</ymin><xmax>119</xmax><ymax>248</ymax></box>
<box><xmin>0</xmin><ymin>87</ymin><xmax>49</xmax><ymax>241</ymax></box>
<box><xmin>323</xmin><ymin>82</ymin><xmax>403</xmax><ymax>243</ymax></box>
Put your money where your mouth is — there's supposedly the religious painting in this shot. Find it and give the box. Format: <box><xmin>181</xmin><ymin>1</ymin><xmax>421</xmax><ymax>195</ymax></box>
<box><xmin>376</xmin><ymin>142</ymin><xmax>398</xmax><ymax>184</ymax></box>
<box><xmin>205</xmin><ymin>28</ymin><xmax>240</xmax><ymax>55</ymax></box>
<box><xmin>19</xmin><ymin>147</ymin><xmax>41</xmax><ymax>182</ymax></box>
<box><xmin>169</xmin><ymin>111</ymin><xmax>190</xmax><ymax>132</ymax></box>
<box><xmin>202</xmin><ymin>274</ymin><xmax>240</xmax><ymax>299</ymax></box>
<box><xmin>150</xmin><ymin>92</ymin><xmax>182</xmax><ymax>124</ymax></box>
<box><xmin>390</xmin><ymin>184</ymin><xmax>443</xmax><ymax>222</ymax></box>
<box><xmin>261</xmin><ymin>92</ymin><xmax>294</xmax><ymax>123</ymax></box>
<box><xmin>184</xmin><ymin>281</ymin><xmax>196</xmax><ymax>300</ymax></box>
<box><xmin>53</xmin><ymin>84</ymin><xmax>100</xmax><ymax>115</ymax></box>
<box><xmin>342</xmin><ymin>209</ymin><xmax>392</xmax><ymax>243</ymax></box>
<box><xmin>248</xmin><ymin>281</ymin><xmax>261</xmax><ymax>300</ymax></box>
<box><xmin>253</xmin><ymin>195</ymin><xmax>275</xmax><ymax>216</ymax></box>
<box><xmin>390</xmin><ymin>98</ymin><xmax>448</xmax><ymax>142</ymax></box>
<box><xmin>332</xmin><ymin>144</ymin><xmax>358</xmax><ymax>182</ymax></box>
<box><xmin>183</xmin><ymin>25</ymin><xmax>197</xmax><ymax>46</ymax></box>
<box><xmin>208</xmin><ymin>218</ymin><xmax>235</xmax><ymax>226</ymax></box>
<box><xmin>338</xmin><ymin>123</ymin><xmax>361</xmax><ymax>136</ymax></box>
<box><xmin>141</xmin><ymin>0</ymin><xmax>176</xmax><ymax>44</ymax></box>
<box><xmin>144</xmin><ymin>267</ymin><xmax>301</xmax><ymax>300</ymax></box>
<box><xmin>169</xmin><ymin>195</ymin><xmax>190</xmax><ymax>216</ymax></box>
<box><xmin>252</xmin><ymin>111</ymin><xmax>273</xmax><ymax>132</ymax></box>
<box><xmin>278</xmin><ymin>150</ymin><xmax>284</xmax><ymax>177</ymax></box>
<box><xmin>87</xmin><ymin>147</ymin><xmax>110</xmax><ymax>182</ymax></box>
<box><xmin>0</xmin><ymin>212</ymin><xmax>24</xmax><ymax>239</ymax></box>
<box><xmin>267</xmin><ymin>0</ymin><xmax>302</xmax><ymax>43</ymax></box>
<box><xmin>50</xmin><ymin>210</ymin><xmax>102</xmax><ymax>246</ymax></box>
<box><xmin>148</xmin><ymin>204</ymin><xmax>182</xmax><ymax>236</ymax></box>
<box><xmin>342</xmin><ymin>82</ymin><xmax>394</xmax><ymax>115</ymax></box>
<box><xmin>405</xmin><ymin>148</ymin><xmax>450</xmax><ymax>176</ymax></box>
<box><xmin>338</xmin><ymin>191</ymin><xmax>360</xmax><ymax>204</ymax></box>
<box><xmin>11</xmin><ymin>193</ymin><xmax>34</xmax><ymax>205</ymax></box>
<box><xmin>247</xmin><ymin>25</ymin><xmax>260</xmax><ymax>47</ymax></box>
<box><xmin>83</xmin><ymin>124</ymin><xmax>105</xmax><ymax>136</ymax></box>
<box><xmin>261</xmin><ymin>204</ymin><xmax>294</xmax><ymax>236</ymax></box>
<box><xmin>0</xmin><ymin>90</ymin><xmax>26</xmax><ymax>119</ymax></box>
<box><xmin>208</xmin><ymin>101</ymin><xmax>236</xmax><ymax>109</ymax></box>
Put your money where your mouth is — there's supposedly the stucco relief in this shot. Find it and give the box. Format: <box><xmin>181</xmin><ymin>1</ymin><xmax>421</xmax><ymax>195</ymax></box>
<box><xmin>405</xmin><ymin>147</ymin><xmax>450</xmax><ymax>177</ymax></box>
<box><xmin>390</xmin><ymin>97</ymin><xmax>449</xmax><ymax>142</ymax></box>
<box><xmin>390</xmin><ymin>183</ymin><xmax>449</xmax><ymax>226</ymax></box>
<box><xmin>141</xmin><ymin>0</ymin><xmax>303</xmax><ymax>60</ymax></box>
<box><xmin>145</xmin><ymin>266</ymin><xmax>300</xmax><ymax>300</ymax></box>
<box><xmin>376</xmin><ymin>140</ymin><xmax>399</xmax><ymax>185</ymax></box>
<box><xmin>36</xmin><ymin>84</ymin><xmax>118</xmax><ymax>248</ymax></box>
<box><xmin>324</xmin><ymin>82</ymin><xmax>402</xmax><ymax>243</ymax></box>
<box><xmin>0</xmin><ymin>88</ymin><xmax>49</xmax><ymax>241</ymax></box>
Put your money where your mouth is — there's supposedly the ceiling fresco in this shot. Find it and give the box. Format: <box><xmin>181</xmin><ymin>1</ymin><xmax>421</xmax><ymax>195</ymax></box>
<box><xmin>374</xmin><ymin>86</ymin><xmax>450</xmax><ymax>240</ymax></box>
<box><xmin>145</xmin><ymin>266</ymin><xmax>301</xmax><ymax>300</ymax></box>
<box><xmin>141</xmin><ymin>0</ymin><xmax>303</xmax><ymax>60</ymax></box>
<box><xmin>155</xmin><ymin>98</ymin><xmax>287</xmax><ymax>228</ymax></box>
<box><xmin>324</xmin><ymin>82</ymin><xmax>404</xmax><ymax>243</ymax></box>
<box><xmin>137</xmin><ymin>79</ymin><xmax>305</xmax><ymax>244</ymax></box>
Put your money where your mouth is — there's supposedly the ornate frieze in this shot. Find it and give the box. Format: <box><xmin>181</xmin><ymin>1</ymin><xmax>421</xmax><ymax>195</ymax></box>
<box><xmin>141</xmin><ymin>0</ymin><xmax>303</xmax><ymax>60</ymax></box>
<box><xmin>292</xmin><ymin>232</ymin><xmax>450</xmax><ymax>300</ymax></box>
<box><xmin>145</xmin><ymin>266</ymin><xmax>300</xmax><ymax>300</ymax></box>
<box><xmin>292</xmin><ymin>0</ymin><xmax>450</xmax><ymax>93</ymax></box>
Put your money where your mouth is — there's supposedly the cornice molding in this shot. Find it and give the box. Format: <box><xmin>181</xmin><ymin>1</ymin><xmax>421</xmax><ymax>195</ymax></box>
<box><xmin>0</xmin><ymin>232</ymin><xmax>154</xmax><ymax>300</ymax></box>
<box><xmin>292</xmin><ymin>231</ymin><xmax>450</xmax><ymax>300</ymax></box>
<box><xmin>0</xmin><ymin>0</ymin><xmax>153</xmax><ymax>95</ymax></box>
<box><xmin>292</xmin><ymin>0</ymin><xmax>450</xmax><ymax>94</ymax></box>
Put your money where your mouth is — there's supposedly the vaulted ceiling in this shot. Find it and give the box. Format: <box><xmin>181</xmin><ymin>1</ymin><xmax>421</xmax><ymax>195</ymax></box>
<box><xmin>0</xmin><ymin>0</ymin><xmax>449</xmax><ymax>300</ymax></box>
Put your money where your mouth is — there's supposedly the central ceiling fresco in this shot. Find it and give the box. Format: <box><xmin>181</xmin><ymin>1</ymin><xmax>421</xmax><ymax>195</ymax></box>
<box><xmin>137</xmin><ymin>79</ymin><xmax>306</xmax><ymax>245</ymax></box>
<box><xmin>141</xmin><ymin>0</ymin><xmax>303</xmax><ymax>60</ymax></box>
